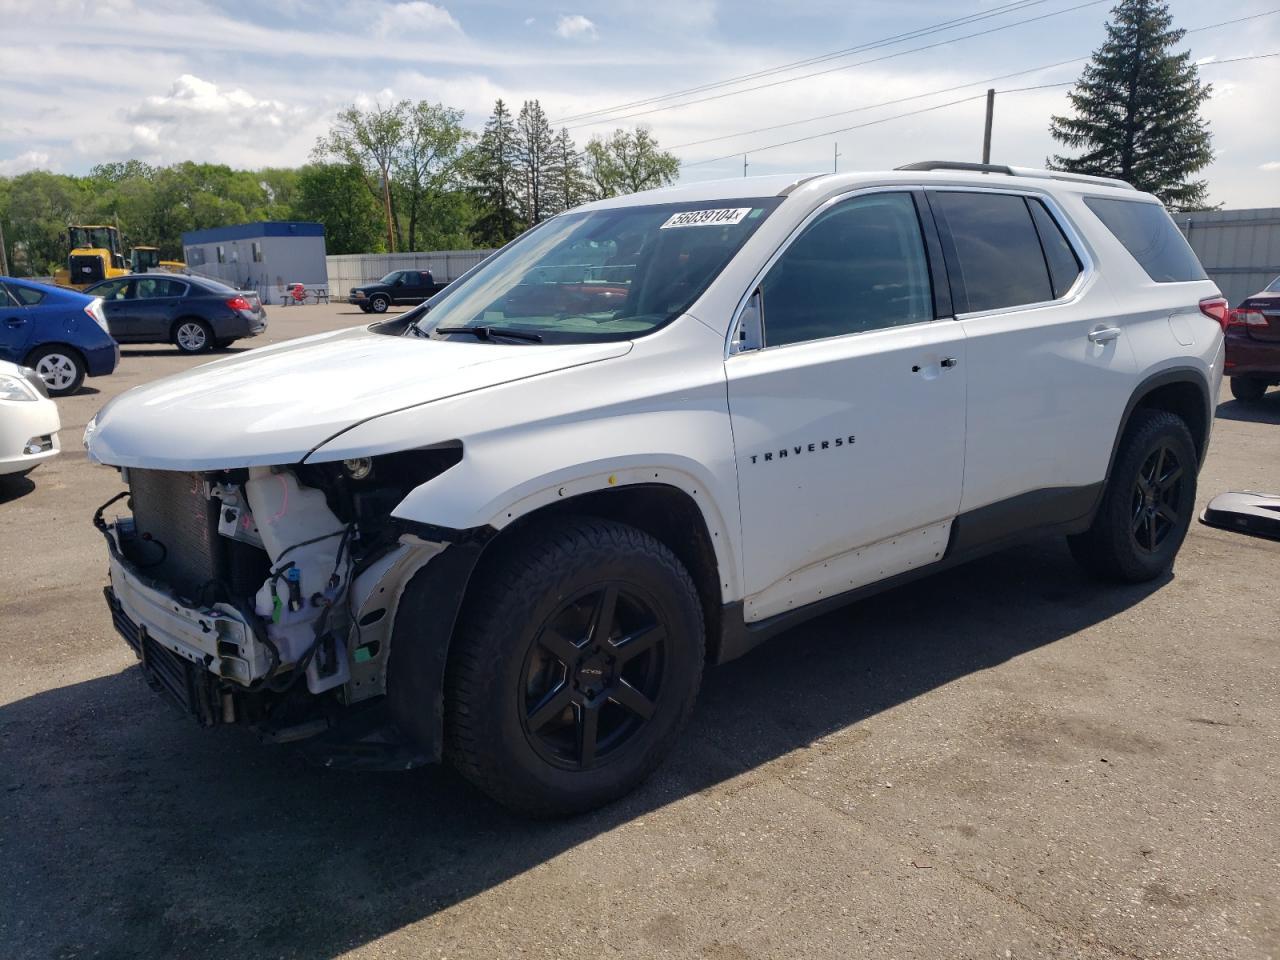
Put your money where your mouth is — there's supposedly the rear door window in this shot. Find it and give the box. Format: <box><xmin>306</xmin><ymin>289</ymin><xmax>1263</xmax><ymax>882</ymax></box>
<box><xmin>931</xmin><ymin>192</ymin><xmax>1053</xmax><ymax>313</ymax></box>
<box><xmin>1083</xmin><ymin>197</ymin><xmax>1207</xmax><ymax>283</ymax></box>
<box><xmin>141</xmin><ymin>278</ymin><xmax>186</xmax><ymax>298</ymax></box>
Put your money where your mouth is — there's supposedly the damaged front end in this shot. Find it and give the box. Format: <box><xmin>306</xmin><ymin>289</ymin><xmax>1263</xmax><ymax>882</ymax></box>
<box><xmin>96</xmin><ymin>445</ymin><xmax>468</xmax><ymax>766</ymax></box>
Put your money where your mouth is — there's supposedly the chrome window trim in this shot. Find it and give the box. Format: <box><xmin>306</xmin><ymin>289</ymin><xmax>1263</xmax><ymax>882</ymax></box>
<box><xmin>726</xmin><ymin>185</ymin><xmax>934</xmax><ymax>357</ymax></box>
<box><xmin>927</xmin><ymin>185</ymin><xmax>1096</xmax><ymax>321</ymax></box>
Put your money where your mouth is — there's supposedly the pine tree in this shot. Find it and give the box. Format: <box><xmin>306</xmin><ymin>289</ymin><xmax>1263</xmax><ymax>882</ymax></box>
<box><xmin>470</xmin><ymin>99</ymin><xmax>523</xmax><ymax>245</ymax></box>
<box><xmin>1048</xmin><ymin>0</ymin><xmax>1213</xmax><ymax>209</ymax></box>
<box><xmin>545</xmin><ymin>127</ymin><xmax>589</xmax><ymax>214</ymax></box>
<box><xmin>514</xmin><ymin>100</ymin><xmax>555</xmax><ymax>225</ymax></box>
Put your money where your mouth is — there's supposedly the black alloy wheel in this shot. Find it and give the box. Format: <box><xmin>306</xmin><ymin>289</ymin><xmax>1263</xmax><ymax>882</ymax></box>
<box><xmin>421</xmin><ymin>516</ymin><xmax>705</xmax><ymax>816</ymax></box>
<box><xmin>1067</xmin><ymin>408</ymin><xmax>1197</xmax><ymax>583</ymax></box>
<box><xmin>520</xmin><ymin>583</ymin><xmax>667</xmax><ymax>771</ymax></box>
<box><xmin>1130</xmin><ymin>443</ymin><xmax>1184</xmax><ymax>553</ymax></box>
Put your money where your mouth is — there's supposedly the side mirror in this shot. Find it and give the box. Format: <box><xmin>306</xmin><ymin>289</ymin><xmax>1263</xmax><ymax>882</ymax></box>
<box><xmin>732</xmin><ymin>288</ymin><xmax>763</xmax><ymax>354</ymax></box>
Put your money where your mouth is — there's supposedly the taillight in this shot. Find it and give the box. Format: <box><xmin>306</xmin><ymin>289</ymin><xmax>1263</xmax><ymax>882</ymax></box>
<box><xmin>1199</xmin><ymin>297</ymin><xmax>1230</xmax><ymax>332</ymax></box>
<box><xmin>227</xmin><ymin>296</ymin><xmax>252</xmax><ymax>311</ymax></box>
<box><xmin>1229</xmin><ymin>308</ymin><xmax>1267</xmax><ymax>328</ymax></box>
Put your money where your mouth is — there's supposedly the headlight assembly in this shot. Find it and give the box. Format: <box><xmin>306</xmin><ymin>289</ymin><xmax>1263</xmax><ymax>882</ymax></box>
<box><xmin>0</xmin><ymin>374</ymin><xmax>38</xmax><ymax>402</ymax></box>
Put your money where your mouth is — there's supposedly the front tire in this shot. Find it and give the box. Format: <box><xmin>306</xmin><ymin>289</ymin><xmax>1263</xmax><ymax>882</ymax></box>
<box><xmin>440</xmin><ymin>517</ymin><xmax>705</xmax><ymax>816</ymax></box>
<box><xmin>369</xmin><ymin>295</ymin><xmax>390</xmax><ymax>314</ymax></box>
<box><xmin>1230</xmin><ymin>376</ymin><xmax>1267</xmax><ymax>403</ymax></box>
<box><xmin>1068</xmin><ymin>409</ymin><xmax>1198</xmax><ymax>583</ymax></box>
<box><xmin>26</xmin><ymin>345</ymin><xmax>85</xmax><ymax>396</ymax></box>
<box><xmin>173</xmin><ymin>319</ymin><xmax>213</xmax><ymax>354</ymax></box>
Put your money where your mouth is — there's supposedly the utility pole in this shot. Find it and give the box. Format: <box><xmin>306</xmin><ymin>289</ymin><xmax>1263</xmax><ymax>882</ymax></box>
<box><xmin>0</xmin><ymin>218</ymin><xmax>9</xmax><ymax>277</ymax></box>
<box><xmin>743</xmin><ymin>154</ymin><xmax>749</xmax><ymax>178</ymax></box>
<box><xmin>381</xmin><ymin>170</ymin><xmax>395</xmax><ymax>253</ymax></box>
<box><xmin>834</xmin><ymin>142</ymin><xmax>842</xmax><ymax>173</ymax></box>
<box><xmin>982</xmin><ymin>88</ymin><xmax>995</xmax><ymax>165</ymax></box>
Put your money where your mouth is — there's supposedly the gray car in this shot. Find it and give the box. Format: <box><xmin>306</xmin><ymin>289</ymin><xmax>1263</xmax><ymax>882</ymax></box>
<box><xmin>84</xmin><ymin>274</ymin><xmax>268</xmax><ymax>353</ymax></box>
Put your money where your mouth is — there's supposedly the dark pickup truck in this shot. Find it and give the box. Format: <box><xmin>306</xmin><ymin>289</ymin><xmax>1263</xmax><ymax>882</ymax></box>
<box><xmin>348</xmin><ymin>270</ymin><xmax>448</xmax><ymax>313</ymax></box>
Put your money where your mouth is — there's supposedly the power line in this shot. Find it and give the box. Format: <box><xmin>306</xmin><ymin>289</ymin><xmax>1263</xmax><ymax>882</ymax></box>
<box><xmin>560</xmin><ymin>0</ymin><xmax>1111</xmax><ymax>131</ymax></box>
<box><xmin>667</xmin><ymin>57</ymin><xmax>1088</xmax><ymax>151</ymax></box>
<box><xmin>552</xmin><ymin>0</ymin><xmax>1059</xmax><ymax>125</ymax></box>
<box><xmin>679</xmin><ymin>51</ymin><xmax>1279</xmax><ymax>170</ymax></box>
<box><xmin>669</xmin><ymin>12</ymin><xmax>1280</xmax><ymax>164</ymax></box>
<box><xmin>682</xmin><ymin>95</ymin><xmax>990</xmax><ymax>169</ymax></box>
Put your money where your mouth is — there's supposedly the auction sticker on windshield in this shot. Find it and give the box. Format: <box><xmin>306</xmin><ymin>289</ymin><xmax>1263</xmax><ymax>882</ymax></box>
<box><xmin>660</xmin><ymin>208</ymin><xmax>753</xmax><ymax>229</ymax></box>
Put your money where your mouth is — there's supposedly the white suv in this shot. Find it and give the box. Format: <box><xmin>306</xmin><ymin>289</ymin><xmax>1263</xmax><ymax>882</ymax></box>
<box><xmin>88</xmin><ymin>162</ymin><xmax>1225</xmax><ymax>815</ymax></box>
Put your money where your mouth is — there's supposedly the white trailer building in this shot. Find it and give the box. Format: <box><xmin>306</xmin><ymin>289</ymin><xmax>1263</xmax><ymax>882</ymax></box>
<box><xmin>182</xmin><ymin>222</ymin><xmax>327</xmax><ymax>305</ymax></box>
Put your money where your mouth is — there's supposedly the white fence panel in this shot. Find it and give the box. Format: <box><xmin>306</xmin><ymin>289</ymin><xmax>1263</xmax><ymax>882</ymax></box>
<box><xmin>325</xmin><ymin>250</ymin><xmax>494</xmax><ymax>297</ymax></box>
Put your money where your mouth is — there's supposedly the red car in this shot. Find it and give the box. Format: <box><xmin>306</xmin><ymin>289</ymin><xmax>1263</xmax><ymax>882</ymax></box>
<box><xmin>1225</xmin><ymin>275</ymin><xmax>1280</xmax><ymax>402</ymax></box>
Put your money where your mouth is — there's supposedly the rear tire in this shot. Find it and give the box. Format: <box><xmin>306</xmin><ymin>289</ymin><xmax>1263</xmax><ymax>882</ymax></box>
<box><xmin>441</xmin><ymin>517</ymin><xmax>705</xmax><ymax>817</ymax></box>
<box><xmin>173</xmin><ymin>319</ymin><xmax>213</xmax><ymax>354</ymax></box>
<box><xmin>25</xmin><ymin>345</ymin><xmax>85</xmax><ymax>396</ymax></box>
<box><xmin>1230</xmin><ymin>376</ymin><xmax>1267</xmax><ymax>403</ymax></box>
<box><xmin>1067</xmin><ymin>409</ymin><xmax>1197</xmax><ymax>583</ymax></box>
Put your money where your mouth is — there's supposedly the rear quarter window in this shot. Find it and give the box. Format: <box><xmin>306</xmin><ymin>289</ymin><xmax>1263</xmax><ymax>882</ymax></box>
<box><xmin>1083</xmin><ymin>197</ymin><xmax>1207</xmax><ymax>283</ymax></box>
<box><xmin>11</xmin><ymin>285</ymin><xmax>46</xmax><ymax>305</ymax></box>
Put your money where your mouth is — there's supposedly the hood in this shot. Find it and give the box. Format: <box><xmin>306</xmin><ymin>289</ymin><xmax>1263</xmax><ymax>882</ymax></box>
<box><xmin>89</xmin><ymin>326</ymin><xmax>631</xmax><ymax>470</ymax></box>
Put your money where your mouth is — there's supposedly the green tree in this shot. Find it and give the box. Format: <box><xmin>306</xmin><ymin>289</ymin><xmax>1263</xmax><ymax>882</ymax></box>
<box><xmin>514</xmin><ymin>99</ymin><xmax>555</xmax><ymax>224</ymax></box>
<box><xmin>545</xmin><ymin>127</ymin><xmax>590</xmax><ymax>215</ymax></box>
<box><xmin>294</xmin><ymin>163</ymin><xmax>386</xmax><ymax>255</ymax></box>
<box><xmin>314</xmin><ymin>102</ymin><xmax>406</xmax><ymax>250</ymax></box>
<box><xmin>1049</xmin><ymin>0</ymin><xmax>1213</xmax><ymax>208</ymax></box>
<box><xmin>469</xmin><ymin>99</ymin><xmax>523</xmax><ymax>245</ymax></box>
<box><xmin>5</xmin><ymin>171</ymin><xmax>88</xmax><ymax>274</ymax></box>
<box><xmin>583</xmin><ymin>127</ymin><xmax>680</xmax><ymax>199</ymax></box>
<box><xmin>393</xmin><ymin>101</ymin><xmax>473</xmax><ymax>251</ymax></box>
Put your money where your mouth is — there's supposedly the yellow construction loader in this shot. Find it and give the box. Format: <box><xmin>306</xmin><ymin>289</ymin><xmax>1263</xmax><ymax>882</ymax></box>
<box><xmin>129</xmin><ymin>246</ymin><xmax>187</xmax><ymax>273</ymax></box>
<box><xmin>53</xmin><ymin>225</ymin><xmax>129</xmax><ymax>289</ymax></box>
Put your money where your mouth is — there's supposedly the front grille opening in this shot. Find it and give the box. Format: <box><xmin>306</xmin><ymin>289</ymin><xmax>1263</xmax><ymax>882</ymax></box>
<box><xmin>125</xmin><ymin>469</ymin><xmax>269</xmax><ymax>606</ymax></box>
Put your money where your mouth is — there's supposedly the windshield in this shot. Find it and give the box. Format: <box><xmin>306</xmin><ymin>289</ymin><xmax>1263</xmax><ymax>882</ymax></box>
<box><xmin>415</xmin><ymin>198</ymin><xmax>781</xmax><ymax>343</ymax></box>
<box><xmin>378</xmin><ymin>271</ymin><xmax>401</xmax><ymax>284</ymax></box>
<box><xmin>70</xmin><ymin>227</ymin><xmax>119</xmax><ymax>253</ymax></box>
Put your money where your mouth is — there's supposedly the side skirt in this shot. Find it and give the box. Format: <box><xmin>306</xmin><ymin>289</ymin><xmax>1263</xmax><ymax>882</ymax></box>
<box><xmin>714</xmin><ymin>483</ymin><xmax>1103</xmax><ymax>665</ymax></box>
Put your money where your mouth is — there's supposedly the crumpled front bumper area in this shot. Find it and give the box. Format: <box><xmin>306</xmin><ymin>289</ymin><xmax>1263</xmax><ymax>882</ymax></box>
<box><xmin>105</xmin><ymin>584</ymin><xmax>225</xmax><ymax>726</ymax></box>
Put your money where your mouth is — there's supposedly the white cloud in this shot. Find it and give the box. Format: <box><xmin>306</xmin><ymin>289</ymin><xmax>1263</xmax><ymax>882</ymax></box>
<box><xmin>1261</xmin><ymin>161</ymin><xmax>1280</xmax><ymax>172</ymax></box>
<box><xmin>555</xmin><ymin>14</ymin><xmax>597</xmax><ymax>40</ymax></box>
<box><xmin>69</xmin><ymin>74</ymin><xmax>313</xmax><ymax>168</ymax></box>
<box><xmin>372</xmin><ymin>1</ymin><xmax>460</xmax><ymax>38</ymax></box>
<box><xmin>0</xmin><ymin>150</ymin><xmax>52</xmax><ymax>175</ymax></box>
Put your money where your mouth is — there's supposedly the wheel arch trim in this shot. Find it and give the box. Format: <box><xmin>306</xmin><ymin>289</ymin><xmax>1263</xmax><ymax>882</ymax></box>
<box><xmin>1106</xmin><ymin>366</ymin><xmax>1213</xmax><ymax>485</ymax></box>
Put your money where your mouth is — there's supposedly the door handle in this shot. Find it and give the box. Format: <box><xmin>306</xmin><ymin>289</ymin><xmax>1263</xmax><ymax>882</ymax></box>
<box><xmin>5</xmin><ymin>317</ymin><xmax>27</xmax><ymax>327</ymax></box>
<box><xmin>1088</xmin><ymin>326</ymin><xmax>1121</xmax><ymax>343</ymax></box>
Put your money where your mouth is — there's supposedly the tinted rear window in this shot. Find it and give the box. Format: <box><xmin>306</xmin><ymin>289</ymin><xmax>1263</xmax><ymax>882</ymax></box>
<box><xmin>1083</xmin><ymin>198</ymin><xmax>1207</xmax><ymax>283</ymax></box>
<box><xmin>932</xmin><ymin>192</ymin><xmax>1053</xmax><ymax>313</ymax></box>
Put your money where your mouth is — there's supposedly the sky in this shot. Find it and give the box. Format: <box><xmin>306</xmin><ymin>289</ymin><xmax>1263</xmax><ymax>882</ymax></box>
<box><xmin>2</xmin><ymin>0</ymin><xmax>1278</xmax><ymax>208</ymax></box>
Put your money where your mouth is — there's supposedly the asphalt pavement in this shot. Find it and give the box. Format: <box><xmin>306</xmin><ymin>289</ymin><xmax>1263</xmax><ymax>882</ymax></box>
<box><xmin>1</xmin><ymin>303</ymin><xmax>1277</xmax><ymax>959</ymax></box>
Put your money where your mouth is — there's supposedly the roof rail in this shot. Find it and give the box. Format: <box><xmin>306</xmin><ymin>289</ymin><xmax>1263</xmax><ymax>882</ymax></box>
<box><xmin>895</xmin><ymin>160</ymin><xmax>1136</xmax><ymax>191</ymax></box>
<box><xmin>896</xmin><ymin>160</ymin><xmax>1014</xmax><ymax>175</ymax></box>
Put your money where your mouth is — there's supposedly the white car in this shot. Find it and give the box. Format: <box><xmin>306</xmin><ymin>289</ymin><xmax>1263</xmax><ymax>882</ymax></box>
<box><xmin>86</xmin><ymin>161</ymin><xmax>1224</xmax><ymax>814</ymax></box>
<box><xmin>0</xmin><ymin>359</ymin><xmax>60</xmax><ymax>478</ymax></box>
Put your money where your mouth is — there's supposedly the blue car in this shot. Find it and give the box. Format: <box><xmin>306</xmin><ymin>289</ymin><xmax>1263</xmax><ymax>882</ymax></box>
<box><xmin>0</xmin><ymin>277</ymin><xmax>119</xmax><ymax>396</ymax></box>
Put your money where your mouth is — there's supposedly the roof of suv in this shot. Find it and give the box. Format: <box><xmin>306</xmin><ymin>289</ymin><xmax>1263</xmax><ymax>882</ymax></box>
<box><xmin>580</xmin><ymin>163</ymin><xmax>1145</xmax><ymax>213</ymax></box>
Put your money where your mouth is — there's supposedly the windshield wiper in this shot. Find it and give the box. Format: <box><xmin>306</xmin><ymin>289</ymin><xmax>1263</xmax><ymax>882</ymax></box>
<box><xmin>435</xmin><ymin>325</ymin><xmax>544</xmax><ymax>343</ymax></box>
